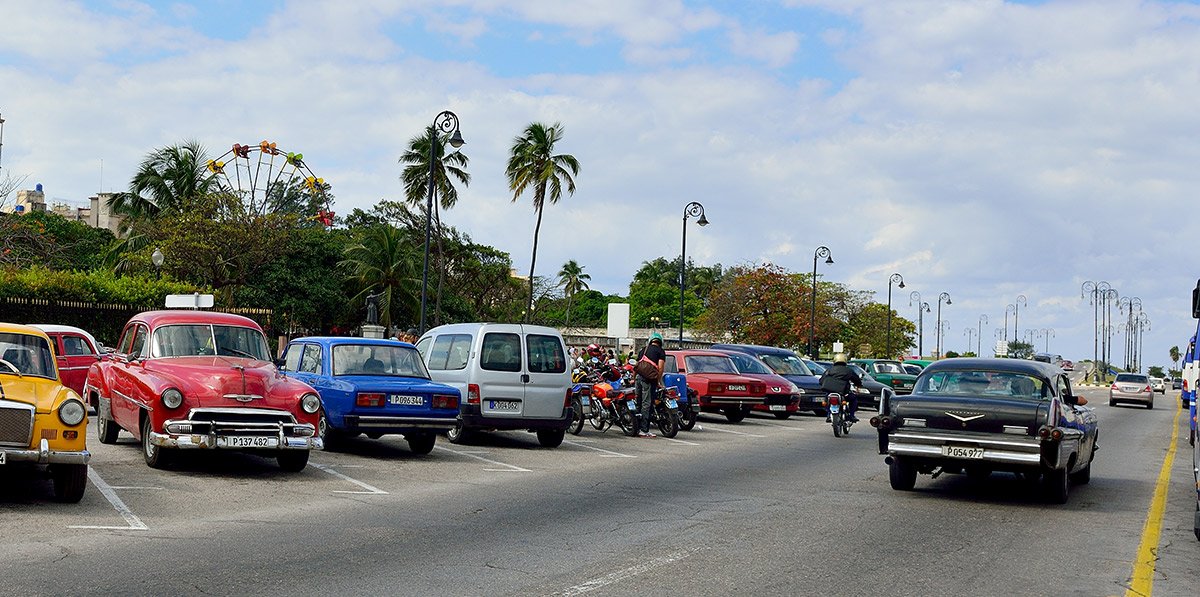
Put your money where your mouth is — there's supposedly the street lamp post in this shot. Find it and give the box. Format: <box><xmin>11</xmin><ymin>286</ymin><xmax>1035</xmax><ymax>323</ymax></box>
<box><xmin>964</xmin><ymin>327</ymin><xmax>975</xmax><ymax>354</ymax></box>
<box><xmin>909</xmin><ymin>292</ymin><xmax>929</xmax><ymax>358</ymax></box>
<box><xmin>151</xmin><ymin>247</ymin><xmax>164</xmax><ymax>280</ymax></box>
<box><xmin>938</xmin><ymin>320</ymin><xmax>950</xmax><ymax>355</ymax></box>
<box><xmin>1013</xmin><ymin>295</ymin><xmax>1027</xmax><ymax>341</ymax></box>
<box><xmin>1102</xmin><ymin>287</ymin><xmax>1118</xmax><ymax>372</ymax></box>
<box><xmin>0</xmin><ymin>112</ymin><xmax>6</xmax><ymax>176</ymax></box>
<box><xmin>680</xmin><ymin>202</ymin><xmax>709</xmax><ymax>343</ymax></box>
<box><xmin>1004</xmin><ymin>304</ymin><xmax>1015</xmax><ymax>341</ymax></box>
<box><xmin>886</xmin><ymin>273</ymin><xmax>905</xmax><ymax>357</ymax></box>
<box><xmin>935</xmin><ymin>292</ymin><xmax>952</xmax><ymax>358</ymax></box>
<box><xmin>420</xmin><ymin>110</ymin><xmax>465</xmax><ymax>335</ymax></box>
<box><xmin>977</xmin><ymin>314</ymin><xmax>988</xmax><ymax>356</ymax></box>
<box><xmin>809</xmin><ymin>246</ymin><xmax>832</xmax><ymax>358</ymax></box>
<box><xmin>1081</xmin><ymin>281</ymin><xmax>1103</xmax><ymax>382</ymax></box>
<box><xmin>1038</xmin><ymin>328</ymin><xmax>1054</xmax><ymax>353</ymax></box>
<box><xmin>1137</xmin><ymin>314</ymin><xmax>1150</xmax><ymax>373</ymax></box>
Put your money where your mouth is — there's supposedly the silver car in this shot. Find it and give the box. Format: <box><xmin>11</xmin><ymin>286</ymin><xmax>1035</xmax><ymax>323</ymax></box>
<box><xmin>1110</xmin><ymin>373</ymin><xmax>1153</xmax><ymax>408</ymax></box>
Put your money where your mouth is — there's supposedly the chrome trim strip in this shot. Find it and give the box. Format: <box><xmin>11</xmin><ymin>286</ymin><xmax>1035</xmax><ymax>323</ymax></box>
<box><xmin>185</xmin><ymin>407</ymin><xmax>298</xmax><ymax>422</ymax></box>
<box><xmin>889</xmin><ymin>443</ymin><xmax>1042</xmax><ymax>464</ymax></box>
<box><xmin>0</xmin><ymin>446</ymin><xmax>90</xmax><ymax>465</ymax></box>
<box><xmin>889</xmin><ymin>430</ymin><xmax>1041</xmax><ymax>450</ymax></box>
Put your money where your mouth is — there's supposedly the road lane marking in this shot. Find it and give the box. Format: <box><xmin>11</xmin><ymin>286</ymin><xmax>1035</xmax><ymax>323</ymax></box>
<box><xmin>701</xmin><ymin>426</ymin><xmax>766</xmax><ymax>438</ymax></box>
<box><xmin>107</xmin><ymin>486</ymin><xmax>165</xmax><ymax>490</ymax></box>
<box><xmin>661</xmin><ymin>436</ymin><xmax>700</xmax><ymax>446</ymax></box>
<box><xmin>434</xmin><ymin>446</ymin><xmax>531</xmax><ymax>472</ymax></box>
<box><xmin>69</xmin><ymin>468</ymin><xmax>148</xmax><ymax>531</ymax></box>
<box><xmin>311</xmin><ymin>463</ymin><xmax>389</xmax><ymax>495</ymax></box>
<box><xmin>747</xmin><ymin>420</ymin><xmax>804</xmax><ymax>430</ymax></box>
<box><xmin>561</xmin><ymin>439</ymin><xmax>635</xmax><ymax>458</ymax></box>
<box><xmin>554</xmin><ymin>547</ymin><xmax>700</xmax><ymax>596</ymax></box>
<box><xmin>1124</xmin><ymin>407</ymin><xmax>1182</xmax><ymax>597</ymax></box>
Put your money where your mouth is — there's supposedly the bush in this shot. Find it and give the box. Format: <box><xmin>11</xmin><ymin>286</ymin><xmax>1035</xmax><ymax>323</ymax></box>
<box><xmin>0</xmin><ymin>266</ymin><xmax>200</xmax><ymax>307</ymax></box>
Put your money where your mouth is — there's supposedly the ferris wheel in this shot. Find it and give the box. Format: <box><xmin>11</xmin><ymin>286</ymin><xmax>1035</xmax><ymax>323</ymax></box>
<box><xmin>206</xmin><ymin>141</ymin><xmax>334</xmax><ymax>226</ymax></box>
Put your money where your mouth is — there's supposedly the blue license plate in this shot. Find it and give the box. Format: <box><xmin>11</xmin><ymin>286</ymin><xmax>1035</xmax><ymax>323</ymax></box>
<box><xmin>829</xmin><ymin>404</ymin><xmax>840</xmax><ymax>413</ymax></box>
<box><xmin>628</xmin><ymin>400</ymin><xmax>638</xmax><ymax>411</ymax></box>
<box><xmin>667</xmin><ymin>399</ymin><xmax>678</xmax><ymax>409</ymax></box>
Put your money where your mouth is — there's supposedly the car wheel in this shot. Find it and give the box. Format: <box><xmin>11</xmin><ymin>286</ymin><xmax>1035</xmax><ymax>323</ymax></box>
<box><xmin>96</xmin><ymin>401</ymin><xmax>120</xmax><ymax>445</ymax></box>
<box><xmin>52</xmin><ymin>463</ymin><xmax>87</xmax><ymax>503</ymax></box>
<box><xmin>536</xmin><ymin>429</ymin><xmax>565</xmax><ymax>448</ymax></box>
<box><xmin>1043</xmin><ymin>467</ymin><xmax>1069</xmax><ymax>504</ymax></box>
<box><xmin>142</xmin><ymin>417</ymin><xmax>171</xmax><ymax>469</ymax></box>
<box><xmin>446</xmin><ymin>420</ymin><xmax>473</xmax><ymax>444</ymax></box>
<box><xmin>773</xmin><ymin>412</ymin><xmax>792</xmax><ymax>420</ymax></box>
<box><xmin>1146</xmin><ymin>400</ymin><xmax>1154</xmax><ymax>410</ymax></box>
<box><xmin>889</xmin><ymin>458</ymin><xmax>917</xmax><ymax>491</ymax></box>
<box><xmin>1109</xmin><ymin>399</ymin><xmax>1117</xmax><ymax>407</ymax></box>
<box><xmin>276</xmin><ymin>450</ymin><xmax>310</xmax><ymax>472</ymax></box>
<box><xmin>406</xmin><ymin>432</ymin><xmax>436</xmax><ymax>455</ymax></box>
<box><xmin>723</xmin><ymin>407</ymin><xmax>746</xmax><ymax>423</ymax></box>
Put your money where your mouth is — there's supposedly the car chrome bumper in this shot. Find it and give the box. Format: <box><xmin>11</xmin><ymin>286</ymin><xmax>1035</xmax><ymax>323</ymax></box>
<box><xmin>888</xmin><ymin>430</ymin><xmax>1047</xmax><ymax>466</ymax></box>
<box><xmin>0</xmin><ymin>438</ymin><xmax>91</xmax><ymax>465</ymax></box>
<box><xmin>150</xmin><ymin>427</ymin><xmax>322</xmax><ymax>451</ymax></box>
<box><xmin>341</xmin><ymin>415</ymin><xmax>457</xmax><ymax>431</ymax></box>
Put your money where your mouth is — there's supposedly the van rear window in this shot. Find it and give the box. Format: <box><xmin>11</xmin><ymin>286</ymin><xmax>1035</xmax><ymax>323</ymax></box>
<box><xmin>481</xmin><ymin>333</ymin><xmax>522</xmax><ymax>372</ymax></box>
<box><xmin>526</xmin><ymin>334</ymin><xmax>566</xmax><ymax>373</ymax></box>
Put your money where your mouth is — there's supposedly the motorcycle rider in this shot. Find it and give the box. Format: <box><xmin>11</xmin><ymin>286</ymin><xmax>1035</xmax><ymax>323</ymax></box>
<box><xmin>819</xmin><ymin>353</ymin><xmax>863</xmax><ymax>423</ymax></box>
<box><xmin>635</xmin><ymin>332</ymin><xmax>667</xmax><ymax>438</ymax></box>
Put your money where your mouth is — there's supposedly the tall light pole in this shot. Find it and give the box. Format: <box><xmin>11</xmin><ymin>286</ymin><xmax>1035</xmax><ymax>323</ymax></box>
<box><xmin>420</xmin><ymin>110</ymin><xmax>465</xmax><ymax>334</ymax></box>
<box><xmin>964</xmin><ymin>327</ymin><xmax>975</xmax><ymax>355</ymax></box>
<box><xmin>809</xmin><ymin>246</ymin><xmax>832</xmax><ymax>358</ymax></box>
<box><xmin>1004</xmin><ymin>304</ymin><xmax>1016</xmax><ymax>341</ymax></box>
<box><xmin>977</xmin><ymin>314</ymin><xmax>988</xmax><ymax>356</ymax></box>
<box><xmin>886</xmin><ymin>273</ymin><xmax>905</xmax><ymax>357</ymax></box>
<box><xmin>0</xmin><ymin>112</ymin><xmax>6</xmax><ymax>177</ymax></box>
<box><xmin>935</xmin><ymin>292</ymin><xmax>952</xmax><ymax>358</ymax></box>
<box><xmin>1013</xmin><ymin>295</ymin><xmax>1027</xmax><ymax>341</ymax></box>
<box><xmin>1102</xmin><ymin>287</ymin><xmax>1118</xmax><ymax>372</ymax></box>
<box><xmin>938</xmin><ymin>320</ymin><xmax>950</xmax><ymax>356</ymax></box>
<box><xmin>680</xmin><ymin>202</ymin><xmax>709</xmax><ymax>343</ymax></box>
<box><xmin>1081</xmin><ymin>281</ymin><xmax>1102</xmax><ymax>382</ymax></box>
<box><xmin>1038</xmin><ymin>328</ymin><xmax>1054</xmax><ymax>353</ymax></box>
<box><xmin>909</xmin><ymin>292</ymin><xmax>929</xmax><ymax>358</ymax></box>
<box><xmin>1137</xmin><ymin>313</ymin><xmax>1150</xmax><ymax>373</ymax></box>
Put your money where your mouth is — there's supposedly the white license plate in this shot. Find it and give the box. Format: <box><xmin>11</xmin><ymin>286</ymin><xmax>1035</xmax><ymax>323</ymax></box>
<box><xmin>0</xmin><ymin>452</ymin><xmax>6</xmax><ymax>465</ymax></box>
<box><xmin>829</xmin><ymin>404</ymin><xmax>840</xmax><ymax>413</ymax></box>
<box><xmin>769</xmin><ymin>405</ymin><xmax>786</xmax><ymax>411</ymax></box>
<box><xmin>727</xmin><ymin>384</ymin><xmax>747</xmax><ymax>391</ymax></box>
<box><xmin>488</xmin><ymin>400</ymin><xmax>521</xmax><ymax>412</ymax></box>
<box><xmin>389</xmin><ymin>394</ymin><xmax>424</xmax><ymax>406</ymax></box>
<box><xmin>667</xmin><ymin>399</ymin><xmax>678</xmax><ymax>409</ymax></box>
<box><xmin>218</xmin><ymin>435</ymin><xmax>279</xmax><ymax>449</ymax></box>
<box><xmin>580</xmin><ymin>396</ymin><xmax>591</xmax><ymax>406</ymax></box>
<box><xmin>941</xmin><ymin>445</ymin><xmax>985</xmax><ymax>459</ymax></box>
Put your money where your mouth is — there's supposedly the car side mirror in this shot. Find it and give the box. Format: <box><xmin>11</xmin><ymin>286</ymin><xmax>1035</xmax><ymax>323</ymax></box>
<box><xmin>274</xmin><ymin>358</ymin><xmax>287</xmax><ymax>369</ymax></box>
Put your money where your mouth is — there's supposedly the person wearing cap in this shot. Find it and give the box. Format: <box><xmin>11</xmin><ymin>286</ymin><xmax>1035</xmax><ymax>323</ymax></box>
<box><xmin>635</xmin><ymin>332</ymin><xmax>667</xmax><ymax>438</ymax></box>
<box><xmin>819</xmin><ymin>353</ymin><xmax>864</xmax><ymax>423</ymax></box>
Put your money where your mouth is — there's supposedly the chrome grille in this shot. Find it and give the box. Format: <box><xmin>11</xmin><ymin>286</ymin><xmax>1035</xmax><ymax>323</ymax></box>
<box><xmin>0</xmin><ymin>402</ymin><xmax>35</xmax><ymax>447</ymax></box>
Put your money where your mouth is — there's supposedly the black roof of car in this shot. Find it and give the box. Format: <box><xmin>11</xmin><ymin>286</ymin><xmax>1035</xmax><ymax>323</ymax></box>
<box><xmin>921</xmin><ymin>357</ymin><xmax>1062</xmax><ymax>380</ymax></box>
<box><xmin>709</xmin><ymin>343</ymin><xmax>797</xmax><ymax>356</ymax></box>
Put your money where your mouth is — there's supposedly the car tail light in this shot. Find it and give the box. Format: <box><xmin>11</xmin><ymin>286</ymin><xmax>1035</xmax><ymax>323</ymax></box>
<box><xmin>1144</xmin><ymin>385</ymin><xmax>1152</xmax><ymax>393</ymax></box>
<box><xmin>1110</xmin><ymin>383</ymin><xmax>1118</xmax><ymax>390</ymax></box>
<box><xmin>356</xmin><ymin>392</ymin><xmax>385</xmax><ymax>407</ymax></box>
<box><xmin>564</xmin><ymin>388</ymin><xmax>572</xmax><ymax>408</ymax></box>
<box><xmin>891</xmin><ymin>379</ymin><xmax>903</xmax><ymax>386</ymax></box>
<box><xmin>1050</xmin><ymin>428</ymin><xmax>1063</xmax><ymax>441</ymax></box>
<box><xmin>666</xmin><ymin>387</ymin><xmax>679</xmax><ymax>398</ymax></box>
<box><xmin>432</xmin><ymin>394</ymin><xmax>458</xmax><ymax>410</ymax></box>
<box><xmin>710</xmin><ymin>383</ymin><xmax>725</xmax><ymax>394</ymax></box>
<box><xmin>829</xmin><ymin>395</ymin><xmax>841</xmax><ymax>405</ymax></box>
<box><xmin>1038</xmin><ymin>426</ymin><xmax>1051</xmax><ymax>439</ymax></box>
<box><xmin>467</xmin><ymin>384</ymin><xmax>481</xmax><ymax>405</ymax></box>
<box><xmin>869</xmin><ymin>416</ymin><xmax>880</xmax><ymax>427</ymax></box>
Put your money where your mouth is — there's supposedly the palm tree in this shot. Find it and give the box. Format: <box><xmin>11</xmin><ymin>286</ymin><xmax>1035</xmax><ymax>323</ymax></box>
<box><xmin>399</xmin><ymin>125</ymin><xmax>470</xmax><ymax>326</ymax></box>
<box><xmin>1170</xmin><ymin>345</ymin><xmax>1181</xmax><ymax>374</ymax></box>
<box><xmin>340</xmin><ymin>225</ymin><xmax>421</xmax><ymax>332</ymax></box>
<box><xmin>506</xmin><ymin>122</ymin><xmax>580</xmax><ymax>321</ymax></box>
<box><xmin>108</xmin><ymin>140</ymin><xmax>215</xmax><ymax>222</ymax></box>
<box><xmin>557</xmin><ymin>260</ymin><xmax>590</xmax><ymax>328</ymax></box>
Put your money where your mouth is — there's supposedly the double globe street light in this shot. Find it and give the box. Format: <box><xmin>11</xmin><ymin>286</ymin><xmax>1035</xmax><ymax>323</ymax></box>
<box><xmin>419</xmin><ymin>110</ymin><xmax>465</xmax><ymax>335</ymax></box>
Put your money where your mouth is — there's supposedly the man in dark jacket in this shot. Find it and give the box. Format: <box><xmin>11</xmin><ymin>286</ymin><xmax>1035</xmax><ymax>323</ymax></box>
<box><xmin>819</xmin><ymin>353</ymin><xmax>864</xmax><ymax>422</ymax></box>
<box><xmin>635</xmin><ymin>332</ymin><xmax>667</xmax><ymax>438</ymax></box>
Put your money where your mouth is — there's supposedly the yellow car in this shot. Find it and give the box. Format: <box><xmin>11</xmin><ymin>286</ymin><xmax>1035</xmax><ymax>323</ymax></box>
<box><xmin>0</xmin><ymin>322</ymin><xmax>90</xmax><ymax>502</ymax></box>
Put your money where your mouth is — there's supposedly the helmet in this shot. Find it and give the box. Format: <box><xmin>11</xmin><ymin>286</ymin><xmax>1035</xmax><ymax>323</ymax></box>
<box><xmin>586</xmin><ymin>343</ymin><xmax>602</xmax><ymax>357</ymax></box>
<box><xmin>649</xmin><ymin>332</ymin><xmax>663</xmax><ymax>344</ymax></box>
<box><xmin>833</xmin><ymin>353</ymin><xmax>848</xmax><ymax>364</ymax></box>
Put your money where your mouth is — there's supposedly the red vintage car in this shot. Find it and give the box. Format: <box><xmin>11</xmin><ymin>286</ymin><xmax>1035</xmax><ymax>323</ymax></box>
<box><xmin>714</xmin><ymin>349</ymin><xmax>801</xmax><ymax>419</ymax></box>
<box><xmin>668</xmin><ymin>349</ymin><xmax>767</xmax><ymax>423</ymax></box>
<box><xmin>31</xmin><ymin>324</ymin><xmax>102</xmax><ymax>399</ymax></box>
<box><xmin>83</xmin><ymin>311</ymin><xmax>322</xmax><ymax>471</ymax></box>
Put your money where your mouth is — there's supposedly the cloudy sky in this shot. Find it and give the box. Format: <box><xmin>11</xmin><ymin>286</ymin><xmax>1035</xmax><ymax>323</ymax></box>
<box><xmin>3</xmin><ymin>0</ymin><xmax>1199</xmax><ymax>366</ymax></box>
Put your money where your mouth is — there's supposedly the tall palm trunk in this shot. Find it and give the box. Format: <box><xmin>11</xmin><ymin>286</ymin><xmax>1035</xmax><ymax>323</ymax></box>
<box><xmin>526</xmin><ymin>198</ymin><xmax>545</xmax><ymax>323</ymax></box>
<box><xmin>565</xmin><ymin>293</ymin><xmax>574</xmax><ymax>328</ymax></box>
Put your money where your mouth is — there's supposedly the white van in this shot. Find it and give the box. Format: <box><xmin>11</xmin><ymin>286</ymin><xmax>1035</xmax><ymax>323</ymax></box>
<box><xmin>415</xmin><ymin>323</ymin><xmax>572</xmax><ymax>447</ymax></box>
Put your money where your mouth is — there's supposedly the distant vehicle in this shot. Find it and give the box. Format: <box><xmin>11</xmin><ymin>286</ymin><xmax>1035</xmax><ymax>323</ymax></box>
<box><xmin>1061</xmin><ymin>360</ymin><xmax>1074</xmax><ymax>371</ymax></box>
<box><xmin>1109</xmin><ymin>373</ymin><xmax>1154</xmax><ymax>408</ymax></box>
<box><xmin>851</xmin><ymin>359</ymin><xmax>918</xmax><ymax>395</ymax></box>
<box><xmin>715</xmin><ymin>349</ymin><xmax>801</xmax><ymax>419</ymax></box>
<box><xmin>818</xmin><ymin>360</ymin><xmax>888</xmax><ymax>410</ymax></box>
<box><xmin>1173</xmin><ymin>377</ymin><xmax>1182</xmax><ymax>390</ymax></box>
<box><xmin>1150</xmin><ymin>377</ymin><xmax>1166</xmax><ymax>394</ymax></box>
<box><xmin>901</xmin><ymin>363</ymin><xmax>924</xmax><ymax>376</ymax></box>
<box><xmin>1033</xmin><ymin>353</ymin><xmax>1064</xmax><ymax>367</ymax></box>
<box><xmin>668</xmin><ymin>349</ymin><xmax>767</xmax><ymax>423</ymax></box>
<box><xmin>872</xmin><ymin>358</ymin><xmax>1098</xmax><ymax>504</ymax></box>
<box><xmin>30</xmin><ymin>324</ymin><xmax>102</xmax><ymax>399</ymax></box>
<box><xmin>710</xmin><ymin>344</ymin><xmax>827</xmax><ymax>415</ymax></box>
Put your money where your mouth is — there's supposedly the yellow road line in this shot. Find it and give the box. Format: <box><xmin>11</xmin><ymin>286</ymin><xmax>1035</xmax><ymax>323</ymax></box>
<box><xmin>1125</xmin><ymin>407</ymin><xmax>1182</xmax><ymax>597</ymax></box>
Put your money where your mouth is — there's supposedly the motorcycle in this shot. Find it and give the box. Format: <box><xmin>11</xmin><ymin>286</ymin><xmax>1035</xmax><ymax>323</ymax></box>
<box><xmin>567</xmin><ymin>368</ymin><xmax>591</xmax><ymax>435</ymax></box>
<box><xmin>650</xmin><ymin>385</ymin><xmax>682</xmax><ymax>438</ymax></box>
<box><xmin>828</xmin><ymin>392</ymin><xmax>853</xmax><ymax>437</ymax></box>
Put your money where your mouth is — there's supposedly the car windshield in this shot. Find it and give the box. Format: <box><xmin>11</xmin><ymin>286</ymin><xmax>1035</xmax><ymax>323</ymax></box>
<box><xmin>333</xmin><ymin>344</ymin><xmax>431</xmax><ymax>378</ymax></box>
<box><xmin>873</xmin><ymin>361</ymin><xmax>905</xmax><ymax>374</ymax></box>
<box><xmin>684</xmin><ymin>355</ymin><xmax>739</xmax><ymax>374</ymax></box>
<box><xmin>151</xmin><ymin>324</ymin><xmax>271</xmax><ymax>360</ymax></box>
<box><xmin>915</xmin><ymin>369</ymin><xmax>1049</xmax><ymax>400</ymax></box>
<box><xmin>725</xmin><ymin>352</ymin><xmax>772</xmax><ymax>375</ymax></box>
<box><xmin>0</xmin><ymin>332</ymin><xmax>56</xmax><ymax>379</ymax></box>
<box><xmin>1115</xmin><ymin>373</ymin><xmax>1148</xmax><ymax>383</ymax></box>
<box><xmin>759</xmin><ymin>354</ymin><xmax>812</xmax><ymax>376</ymax></box>
<box><xmin>804</xmin><ymin>359</ymin><xmax>827</xmax><ymax>374</ymax></box>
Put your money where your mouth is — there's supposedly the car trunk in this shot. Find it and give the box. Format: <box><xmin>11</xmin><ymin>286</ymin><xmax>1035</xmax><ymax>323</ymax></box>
<box><xmin>893</xmin><ymin>393</ymin><xmax>1048</xmax><ymax>433</ymax></box>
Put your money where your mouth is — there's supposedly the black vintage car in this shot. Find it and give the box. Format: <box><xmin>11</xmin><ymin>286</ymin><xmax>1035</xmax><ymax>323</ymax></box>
<box><xmin>871</xmin><ymin>358</ymin><xmax>1099</xmax><ymax>504</ymax></box>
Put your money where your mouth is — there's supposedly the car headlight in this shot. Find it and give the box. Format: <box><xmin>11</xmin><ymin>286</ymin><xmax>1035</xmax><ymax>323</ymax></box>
<box><xmin>58</xmin><ymin>399</ymin><xmax>86</xmax><ymax>426</ymax></box>
<box><xmin>301</xmin><ymin>393</ymin><xmax>321</xmax><ymax>414</ymax></box>
<box><xmin>161</xmin><ymin>388</ymin><xmax>184</xmax><ymax>409</ymax></box>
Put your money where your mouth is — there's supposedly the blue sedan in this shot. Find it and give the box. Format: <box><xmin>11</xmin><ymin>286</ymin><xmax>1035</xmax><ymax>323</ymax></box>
<box><xmin>279</xmin><ymin>337</ymin><xmax>461</xmax><ymax>454</ymax></box>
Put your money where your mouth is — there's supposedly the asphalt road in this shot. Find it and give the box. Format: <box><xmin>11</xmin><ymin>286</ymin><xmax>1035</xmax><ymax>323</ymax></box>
<box><xmin>2</xmin><ymin>382</ymin><xmax>1196</xmax><ymax>596</ymax></box>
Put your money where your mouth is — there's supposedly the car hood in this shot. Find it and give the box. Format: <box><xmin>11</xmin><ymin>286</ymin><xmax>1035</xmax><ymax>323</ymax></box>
<box><xmin>0</xmin><ymin>374</ymin><xmax>78</xmax><ymax>413</ymax></box>
<box><xmin>145</xmin><ymin>357</ymin><xmax>311</xmax><ymax>410</ymax></box>
<box><xmin>778</xmin><ymin>374</ymin><xmax>822</xmax><ymax>391</ymax></box>
<box><xmin>892</xmin><ymin>392</ymin><xmax>1049</xmax><ymax>433</ymax></box>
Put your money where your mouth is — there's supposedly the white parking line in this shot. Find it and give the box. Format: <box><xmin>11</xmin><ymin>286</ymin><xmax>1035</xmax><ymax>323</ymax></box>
<box><xmin>561</xmin><ymin>439</ymin><xmax>635</xmax><ymax>458</ymax></box>
<box><xmin>701</xmin><ymin>426</ymin><xmax>766</xmax><ymax>438</ymax></box>
<box><xmin>661</xmin><ymin>436</ymin><xmax>700</xmax><ymax>446</ymax></box>
<box><xmin>554</xmin><ymin>548</ymin><xmax>701</xmax><ymax>596</ymax></box>
<box><xmin>69</xmin><ymin>468</ymin><xmax>148</xmax><ymax>531</ymax></box>
<box><xmin>311</xmin><ymin>463</ymin><xmax>389</xmax><ymax>495</ymax></box>
<box><xmin>746</xmin><ymin>420</ymin><xmax>804</xmax><ymax>430</ymax></box>
<box><xmin>433</xmin><ymin>446</ymin><xmax>532</xmax><ymax>472</ymax></box>
<box><xmin>107</xmin><ymin>486</ymin><xmax>166</xmax><ymax>490</ymax></box>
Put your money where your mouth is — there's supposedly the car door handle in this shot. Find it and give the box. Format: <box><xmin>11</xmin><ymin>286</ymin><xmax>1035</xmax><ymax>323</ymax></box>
<box><xmin>521</xmin><ymin>374</ymin><xmax>530</xmax><ymax>383</ymax></box>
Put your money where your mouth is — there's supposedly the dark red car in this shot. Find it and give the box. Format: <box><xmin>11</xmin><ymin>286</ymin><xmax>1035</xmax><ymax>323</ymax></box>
<box><xmin>715</xmin><ymin>349</ymin><xmax>801</xmax><ymax>419</ymax></box>
<box><xmin>668</xmin><ymin>349</ymin><xmax>766</xmax><ymax>423</ymax></box>
<box><xmin>84</xmin><ymin>311</ymin><xmax>322</xmax><ymax>471</ymax></box>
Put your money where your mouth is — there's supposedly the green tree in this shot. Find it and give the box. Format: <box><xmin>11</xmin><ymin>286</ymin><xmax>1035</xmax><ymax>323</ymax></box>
<box><xmin>234</xmin><ymin>226</ymin><xmax>354</xmax><ymax>336</ymax></box>
<box><xmin>1170</xmin><ymin>345</ymin><xmax>1181</xmax><ymax>373</ymax></box>
<box><xmin>841</xmin><ymin>302</ymin><xmax>915</xmax><ymax>358</ymax></box>
<box><xmin>0</xmin><ymin>211</ymin><xmax>114</xmax><ymax>271</ymax></box>
<box><xmin>339</xmin><ymin>225</ymin><xmax>421</xmax><ymax>331</ymax></box>
<box><xmin>109</xmin><ymin>140</ymin><xmax>215</xmax><ymax>222</ymax></box>
<box><xmin>505</xmin><ymin>122</ymin><xmax>580</xmax><ymax>322</ymax></box>
<box><xmin>1007</xmin><ymin>340</ymin><xmax>1035</xmax><ymax>360</ymax></box>
<box><xmin>1148</xmin><ymin>365</ymin><xmax>1165</xmax><ymax>378</ymax></box>
<box><xmin>398</xmin><ymin>125</ymin><xmax>470</xmax><ymax>325</ymax></box>
<box><xmin>695</xmin><ymin>264</ymin><xmax>806</xmax><ymax>346</ymax></box>
<box><xmin>557</xmin><ymin>260</ymin><xmax>590</xmax><ymax>328</ymax></box>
